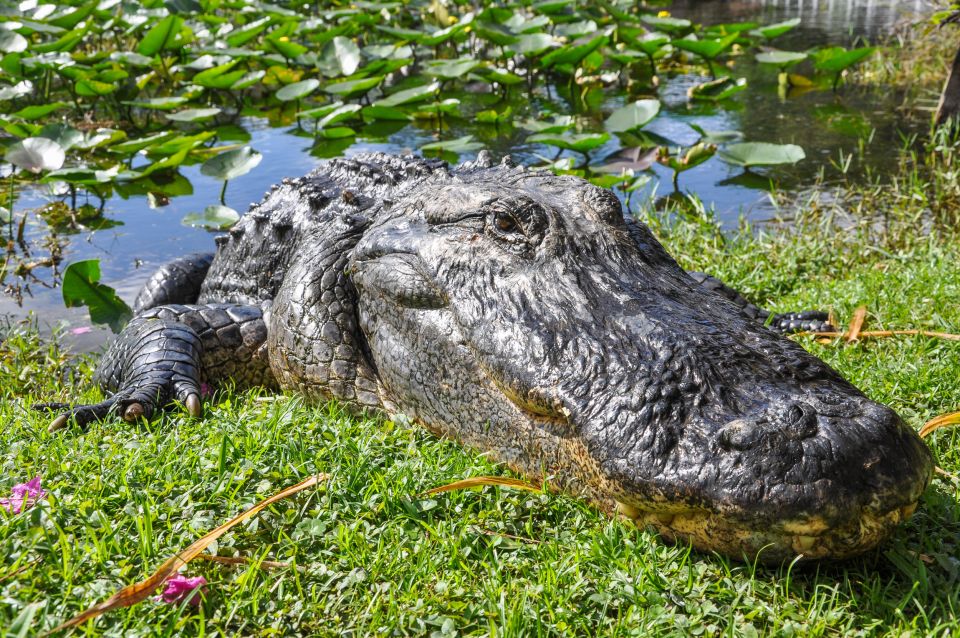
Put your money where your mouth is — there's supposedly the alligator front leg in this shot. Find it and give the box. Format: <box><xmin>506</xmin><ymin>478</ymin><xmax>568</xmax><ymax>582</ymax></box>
<box><xmin>42</xmin><ymin>303</ymin><xmax>273</xmax><ymax>430</ymax></box>
<box><xmin>687</xmin><ymin>271</ymin><xmax>836</xmax><ymax>334</ymax></box>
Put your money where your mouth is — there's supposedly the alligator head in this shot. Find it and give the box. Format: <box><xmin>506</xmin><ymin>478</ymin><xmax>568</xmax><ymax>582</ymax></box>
<box><xmin>347</xmin><ymin>156</ymin><xmax>933</xmax><ymax>561</ymax></box>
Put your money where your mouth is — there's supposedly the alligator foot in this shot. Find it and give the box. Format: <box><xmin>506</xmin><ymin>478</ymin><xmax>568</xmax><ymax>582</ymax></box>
<box><xmin>39</xmin><ymin>303</ymin><xmax>273</xmax><ymax>431</ymax></box>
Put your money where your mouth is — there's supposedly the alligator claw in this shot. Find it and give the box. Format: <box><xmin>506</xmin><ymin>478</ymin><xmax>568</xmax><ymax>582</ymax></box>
<box><xmin>185</xmin><ymin>393</ymin><xmax>202</xmax><ymax>418</ymax></box>
<box><xmin>123</xmin><ymin>402</ymin><xmax>145</xmax><ymax>422</ymax></box>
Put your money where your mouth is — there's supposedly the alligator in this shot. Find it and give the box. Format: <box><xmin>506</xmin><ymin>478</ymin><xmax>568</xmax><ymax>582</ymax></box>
<box><xmin>43</xmin><ymin>152</ymin><xmax>933</xmax><ymax>562</ymax></box>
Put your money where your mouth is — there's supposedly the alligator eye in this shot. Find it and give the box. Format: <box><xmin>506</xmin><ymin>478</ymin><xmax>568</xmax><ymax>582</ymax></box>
<box><xmin>495</xmin><ymin>212</ymin><xmax>518</xmax><ymax>233</ymax></box>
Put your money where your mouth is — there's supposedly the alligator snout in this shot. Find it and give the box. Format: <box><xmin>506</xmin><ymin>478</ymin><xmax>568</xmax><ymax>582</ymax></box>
<box><xmin>719</xmin><ymin>401</ymin><xmax>818</xmax><ymax>450</ymax></box>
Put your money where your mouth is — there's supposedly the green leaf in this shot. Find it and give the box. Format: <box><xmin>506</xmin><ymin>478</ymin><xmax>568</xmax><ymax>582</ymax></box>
<box><xmin>76</xmin><ymin>79</ymin><xmax>117</xmax><ymax>96</ymax></box>
<box><xmin>165</xmin><ymin>108</ymin><xmax>222</xmax><ymax>122</ymax></box>
<box><xmin>226</xmin><ymin>17</ymin><xmax>271</xmax><ymax>47</ymax></box>
<box><xmin>182</xmin><ymin>204</ymin><xmax>240</xmax><ymax>230</ymax></box>
<box><xmin>509</xmin><ymin>33</ymin><xmax>556</xmax><ymax>56</ymax></box>
<box><xmin>5</xmin><ymin>137</ymin><xmax>65</xmax><ymax>173</ymax></box>
<box><xmin>0</xmin><ymin>30</ymin><xmax>28</xmax><ymax>53</ymax></box>
<box><xmin>671</xmin><ymin>33</ymin><xmax>738</xmax><ymax>61</ymax></box>
<box><xmin>423</xmin><ymin>57</ymin><xmax>480</xmax><ymax>79</ymax></box>
<box><xmin>528</xmin><ymin>132</ymin><xmax>610</xmax><ymax>154</ymax></box>
<box><xmin>62</xmin><ymin>259</ymin><xmax>133</xmax><ymax>333</ymax></box>
<box><xmin>476</xmin><ymin>106</ymin><xmax>512</xmax><ymax>124</ymax></box>
<box><xmin>717</xmin><ymin>142</ymin><xmax>805</xmax><ymax>167</ymax></box>
<box><xmin>750</xmin><ymin>18</ymin><xmax>801</xmax><ymax>40</ymax></box>
<box><xmin>688</xmin><ymin>77</ymin><xmax>748</xmax><ymax>101</ymax></box>
<box><xmin>276</xmin><ymin>79</ymin><xmax>320</xmax><ymax>101</ymax></box>
<box><xmin>137</xmin><ymin>15</ymin><xmax>185</xmax><ymax>56</ymax></box>
<box><xmin>374</xmin><ymin>82</ymin><xmax>439</xmax><ymax>107</ymax></box>
<box><xmin>605</xmin><ymin>99</ymin><xmax>660</xmax><ymax>134</ymax></box>
<box><xmin>541</xmin><ymin>34</ymin><xmax>607</xmax><ymax>68</ymax></box>
<box><xmin>39</xmin><ymin>123</ymin><xmax>84</xmax><ymax>150</ymax></box>
<box><xmin>200</xmin><ymin>145</ymin><xmax>263</xmax><ymax>181</ymax></box>
<box><xmin>420</xmin><ymin>135</ymin><xmax>484</xmax><ymax>154</ymax></box>
<box><xmin>519</xmin><ymin>114</ymin><xmax>574</xmax><ymax>134</ymax></box>
<box><xmin>122</xmin><ymin>96</ymin><xmax>190</xmax><ymax>110</ymax></box>
<box><xmin>640</xmin><ymin>15</ymin><xmax>693</xmax><ymax>34</ymax></box>
<box><xmin>12</xmin><ymin>101</ymin><xmax>69</xmax><ymax>120</ymax></box>
<box><xmin>318</xmin><ymin>36</ymin><xmax>361</xmax><ymax>77</ymax></box>
<box><xmin>361</xmin><ymin>105</ymin><xmax>411</xmax><ymax>121</ymax></box>
<box><xmin>756</xmin><ymin>50</ymin><xmax>808</xmax><ymax>68</ymax></box>
<box><xmin>812</xmin><ymin>46</ymin><xmax>876</xmax><ymax>74</ymax></box>
<box><xmin>324</xmin><ymin>75</ymin><xmax>383</xmax><ymax>97</ymax></box>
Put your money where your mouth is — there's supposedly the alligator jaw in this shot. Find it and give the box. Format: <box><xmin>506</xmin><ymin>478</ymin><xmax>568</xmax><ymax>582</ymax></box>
<box><xmin>615</xmin><ymin>499</ymin><xmax>922</xmax><ymax>562</ymax></box>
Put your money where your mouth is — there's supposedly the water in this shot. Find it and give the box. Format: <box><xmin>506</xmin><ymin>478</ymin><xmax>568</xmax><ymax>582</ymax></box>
<box><xmin>0</xmin><ymin>0</ymin><xmax>935</xmax><ymax>349</ymax></box>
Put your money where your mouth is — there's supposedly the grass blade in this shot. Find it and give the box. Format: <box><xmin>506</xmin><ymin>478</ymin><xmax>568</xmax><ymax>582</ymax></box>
<box><xmin>46</xmin><ymin>473</ymin><xmax>328</xmax><ymax>635</ymax></box>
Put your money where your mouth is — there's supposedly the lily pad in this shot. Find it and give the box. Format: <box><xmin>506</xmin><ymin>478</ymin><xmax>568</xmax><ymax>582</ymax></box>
<box><xmin>165</xmin><ymin>108</ymin><xmax>222</xmax><ymax>122</ymax></box>
<box><xmin>605</xmin><ymin>99</ymin><xmax>661</xmax><ymax>134</ymax></box>
<box><xmin>62</xmin><ymin>260</ymin><xmax>132</xmax><ymax>333</ymax></box>
<box><xmin>374</xmin><ymin>82</ymin><xmax>440</xmax><ymax>107</ymax></box>
<box><xmin>718</xmin><ymin>142</ymin><xmax>805</xmax><ymax>167</ymax></box>
<box><xmin>200</xmin><ymin>146</ymin><xmax>263</xmax><ymax>181</ymax></box>
<box><xmin>750</xmin><ymin>18</ymin><xmax>801</xmax><ymax>40</ymax></box>
<box><xmin>182</xmin><ymin>204</ymin><xmax>241</xmax><ymax>230</ymax></box>
<box><xmin>276</xmin><ymin>79</ymin><xmax>320</xmax><ymax>101</ymax></box>
<box><xmin>5</xmin><ymin>137</ymin><xmax>65</xmax><ymax>173</ymax></box>
<box><xmin>528</xmin><ymin>132</ymin><xmax>610</xmax><ymax>154</ymax></box>
<box><xmin>420</xmin><ymin>135</ymin><xmax>484</xmax><ymax>154</ymax></box>
<box><xmin>756</xmin><ymin>50</ymin><xmax>808</xmax><ymax>68</ymax></box>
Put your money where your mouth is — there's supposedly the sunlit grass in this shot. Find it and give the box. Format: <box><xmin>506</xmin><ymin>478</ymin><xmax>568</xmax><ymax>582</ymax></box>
<box><xmin>2</xmin><ymin>188</ymin><xmax>960</xmax><ymax>635</ymax></box>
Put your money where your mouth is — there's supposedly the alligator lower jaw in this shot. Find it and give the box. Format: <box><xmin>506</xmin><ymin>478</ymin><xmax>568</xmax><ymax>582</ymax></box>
<box><xmin>615</xmin><ymin>501</ymin><xmax>919</xmax><ymax>563</ymax></box>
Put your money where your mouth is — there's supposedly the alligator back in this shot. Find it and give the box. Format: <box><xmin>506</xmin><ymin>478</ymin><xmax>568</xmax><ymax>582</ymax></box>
<box><xmin>197</xmin><ymin>154</ymin><xmax>451</xmax><ymax>306</ymax></box>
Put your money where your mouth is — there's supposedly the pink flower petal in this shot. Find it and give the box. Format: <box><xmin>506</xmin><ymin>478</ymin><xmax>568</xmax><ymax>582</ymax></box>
<box><xmin>157</xmin><ymin>574</ymin><xmax>207</xmax><ymax>607</ymax></box>
<box><xmin>1</xmin><ymin>475</ymin><xmax>45</xmax><ymax>514</ymax></box>
<box><xmin>69</xmin><ymin>326</ymin><xmax>93</xmax><ymax>335</ymax></box>
<box><xmin>199</xmin><ymin>382</ymin><xmax>214</xmax><ymax>399</ymax></box>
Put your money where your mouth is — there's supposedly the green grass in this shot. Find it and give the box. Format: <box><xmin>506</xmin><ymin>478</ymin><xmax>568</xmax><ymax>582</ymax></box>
<box><xmin>4</xmin><ymin>150</ymin><xmax>960</xmax><ymax>636</ymax></box>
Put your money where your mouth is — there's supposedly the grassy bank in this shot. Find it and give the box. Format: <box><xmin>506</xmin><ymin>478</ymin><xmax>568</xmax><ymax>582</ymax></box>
<box><xmin>2</xmin><ymin>163</ymin><xmax>960</xmax><ymax>637</ymax></box>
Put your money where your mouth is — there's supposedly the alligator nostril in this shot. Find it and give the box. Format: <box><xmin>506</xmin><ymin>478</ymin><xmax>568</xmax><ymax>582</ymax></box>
<box><xmin>719</xmin><ymin>419</ymin><xmax>762</xmax><ymax>451</ymax></box>
<box><xmin>778</xmin><ymin>401</ymin><xmax>818</xmax><ymax>440</ymax></box>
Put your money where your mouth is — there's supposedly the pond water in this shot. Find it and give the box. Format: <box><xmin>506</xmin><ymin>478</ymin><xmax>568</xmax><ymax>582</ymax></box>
<box><xmin>0</xmin><ymin>0</ymin><xmax>936</xmax><ymax>349</ymax></box>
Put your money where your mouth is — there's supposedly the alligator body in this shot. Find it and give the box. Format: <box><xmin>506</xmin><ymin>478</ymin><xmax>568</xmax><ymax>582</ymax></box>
<box><xmin>48</xmin><ymin>152</ymin><xmax>933</xmax><ymax>562</ymax></box>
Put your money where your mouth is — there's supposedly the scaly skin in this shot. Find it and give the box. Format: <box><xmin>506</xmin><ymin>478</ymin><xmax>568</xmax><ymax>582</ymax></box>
<box><xmin>41</xmin><ymin>152</ymin><xmax>934</xmax><ymax>562</ymax></box>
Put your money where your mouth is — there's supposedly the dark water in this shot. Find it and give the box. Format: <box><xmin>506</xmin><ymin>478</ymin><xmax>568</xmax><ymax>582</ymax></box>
<box><xmin>0</xmin><ymin>0</ymin><xmax>935</xmax><ymax>349</ymax></box>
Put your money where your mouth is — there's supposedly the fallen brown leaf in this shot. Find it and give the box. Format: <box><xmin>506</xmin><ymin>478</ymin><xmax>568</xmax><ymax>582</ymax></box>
<box><xmin>846</xmin><ymin>305</ymin><xmax>867</xmax><ymax>342</ymax></box>
<box><xmin>46</xmin><ymin>474</ymin><xmax>328</xmax><ymax>635</ymax></box>
<box><xmin>920</xmin><ymin>410</ymin><xmax>960</xmax><ymax>439</ymax></box>
<box><xmin>425</xmin><ymin>476</ymin><xmax>541</xmax><ymax>496</ymax></box>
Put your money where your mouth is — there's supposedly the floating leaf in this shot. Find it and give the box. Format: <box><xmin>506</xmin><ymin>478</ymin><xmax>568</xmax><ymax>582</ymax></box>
<box><xmin>812</xmin><ymin>46</ymin><xmax>876</xmax><ymax>74</ymax></box>
<box><xmin>0</xmin><ymin>30</ymin><xmax>28</xmax><ymax>53</ymax></box>
<box><xmin>318</xmin><ymin>36</ymin><xmax>361</xmax><ymax>77</ymax></box>
<box><xmin>200</xmin><ymin>146</ymin><xmax>263</xmax><ymax>181</ymax></box>
<box><xmin>528</xmin><ymin>132</ymin><xmax>610</xmax><ymax>154</ymax></box>
<box><xmin>671</xmin><ymin>33</ymin><xmax>738</xmax><ymax>61</ymax></box>
<box><xmin>276</xmin><ymin>79</ymin><xmax>320</xmax><ymax>101</ymax></box>
<box><xmin>165</xmin><ymin>108</ymin><xmax>222</xmax><ymax>122</ymax></box>
<box><xmin>12</xmin><ymin>101</ymin><xmax>69</xmax><ymax>120</ymax></box>
<box><xmin>374</xmin><ymin>82</ymin><xmax>440</xmax><ymax>107</ymax></box>
<box><xmin>595</xmin><ymin>146</ymin><xmax>659</xmax><ymax>173</ymax></box>
<box><xmin>137</xmin><ymin>14</ymin><xmax>185</xmax><ymax>56</ymax></box>
<box><xmin>122</xmin><ymin>96</ymin><xmax>190</xmax><ymax>110</ymax></box>
<box><xmin>423</xmin><ymin>57</ymin><xmax>480</xmax><ymax>79</ymax></box>
<box><xmin>640</xmin><ymin>15</ymin><xmax>693</xmax><ymax>34</ymax></box>
<box><xmin>520</xmin><ymin>114</ymin><xmax>574</xmax><ymax>134</ymax></box>
<box><xmin>688</xmin><ymin>77</ymin><xmax>747</xmax><ymax>101</ymax></box>
<box><xmin>750</xmin><ymin>18</ymin><xmax>801</xmax><ymax>40</ymax></box>
<box><xmin>61</xmin><ymin>260</ymin><xmax>132</xmax><ymax>333</ymax></box>
<box><xmin>420</xmin><ymin>135</ymin><xmax>484</xmax><ymax>154</ymax></box>
<box><xmin>717</xmin><ymin>142</ymin><xmax>805</xmax><ymax>167</ymax></box>
<box><xmin>324</xmin><ymin>75</ymin><xmax>383</xmax><ymax>97</ymax></box>
<box><xmin>182</xmin><ymin>205</ymin><xmax>240</xmax><ymax>230</ymax></box>
<box><xmin>605</xmin><ymin>99</ymin><xmax>660</xmax><ymax>134</ymax></box>
<box><xmin>0</xmin><ymin>80</ymin><xmax>33</xmax><ymax>100</ymax></box>
<box><xmin>5</xmin><ymin>137</ymin><xmax>65</xmax><ymax>173</ymax></box>
<box><xmin>756</xmin><ymin>50</ymin><xmax>808</xmax><ymax>68</ymax></box>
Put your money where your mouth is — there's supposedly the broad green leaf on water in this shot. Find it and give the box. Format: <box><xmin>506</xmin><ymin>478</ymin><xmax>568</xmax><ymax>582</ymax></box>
<box><xmin>48</xmin><ymin>1</ymin><xmax>96</xmax><ymax>30</ymax></box>
<box><xmin>0</xmin><ymin>29</ymin><xmax>28</xmax><ymax>53</ymax></box>
<box><xmin>640</xmin><ymin>15</ymin><xmax>692</xmax><ymax>34</ymax></box>
<box><xmin>192</xmin><ymin>61</ymin><xmax>245</xmax><ymax>89</ymax></box>
<box><xmin>315</xmin><ymin>126</ymin><xmax>355</xmax><ymax>139</ymax></box>
<box><xmin>718</xmin><ymin>142</ymin><xmax>805</xmax><ymax>167</ymax></box>
<box><xmin>137</xmin><ymin>146</ymin><xmax>191</xmax><ymax>177</ymax></box>
<box><xmin>657</xmin><ymin>142</ymin><xmax>717</xmax><ymax>172</ymax></box>
<box><xmin>480</xmin><ymin>67</ymin><xmax>525</xmax><ymax>86</ymax></box>
<box><xmin>0</xmin><ymin>80</ymin><xmax>33</xmax><ymax>100</ymax></box>
<box><xmin>508</xmin><ymin>33</ymin><xmax>555</xmax><ymax>56</ymax></box>
<box><xmin>200</xmin><ymin>146</ymin><xmax>263</xmax><ymax>181</ymax></box>
<box><xmin>318</xmin><ymin>36</ymin><xmax>361</xmax><ymax>77</ymax></box>
<box><xmin>373</xmin><ymin>82</ymin><xmax>440</xmax><ymax>107</ymax></box>
<box><xmin>423</xmin><ymin>57</ymin><xmax>480</xmax><ymax>79</ymax></box>
<box><xmin>276</xmin><ymin>79</ymin><xmax>320</xmax><ymax>101</ymax></box>
<box><xmin>476</xmin><ymin>106</ymin><xmax>512</xmax><ymax>124</ymax></box>
<box><xmin>812</xmin><ymin>46</ymin><xmax>876</xmax><ymax>73</ymax></box>
<box><xmin>137</xmin><ymin>15</ymin><xmax>185</xmax><ymax>56</ymax></box>
<box><xmin>541</xmin><ymin>34</ymin><xmax>607</xmax><ymax>68</ymax></box>
<box><xmin>182</xmin><ymin>204</ymin><xmax>240</xmax><ymax>230</ymax></box>
<box><xmin>520</xmin><ymin>114</ymin><xmax>574</xmax><ymax>134</ymax></box>
<box><xmin>324</xmin><ymin>75</ymin><xmax>383</xmax><ymax>97</ymax></box>
<box><xmin>473</xmin><ymin>21</ymin><xmax>519</xmax><ymax>46</ymax></box>
<box><xmin>5</xmin><ymin>137</ymin><xmax>65</xmax><ymax>173</ymax></box>
<box><xmin>750</xmin><ymin>18</ymin><xmax>801</xmax><ymax>40</ymax></box>
<box><xmin>226</xmin><ymin>17</ymin><xmax>271</xmax><ymax>47</ymax></box>
<box><xmin>555</xmin><ymin>20</ymin><xmax>597</xmax><ymax>39</ymax></box>
<box><xmin>317</xmin><ymin>103</ymin><xmax>362</xmax><ymax>128</ymax></box>
<box><xmin>361</xmin><ymin>105</ymin><xmax>411</xmax><ymax>121</ymax></box>
<box><xmin>165</xmin><ymin>108</ymin><xmax>222</xmax><ymax>122</ymax></box>
<box><xmin>108</xmin><ymin>131</ymin><xmax>175</xmax><ymax>154</ymax></box>
<box><xmin>411</xmin><ymin>99</ymin><xmax>461</xmax><ymax>119</ymax></box>
<box><xmin>420</xmin><ymin>135</ymin><xmax>484</xmax><ymax>153</ymax></box>
<box><xmin>362</xmin><ymin>43</ymin><xmax>413</xmax><ymax>60</ymax></box>
<box><xmin>13</xmin><ymin>101</ymin><xmax>69</xmax><ymax>120</ymax></box>
<box><xmin>594</xmin><ymin>146</ymin><xmax>659</xmax><ymax>173</ymax></box>
<box><xmin>231</xmin><ymin>70</ymin><xmax>267</xmax><ymax>90</ymax></box>
<box><xmin>122</xmin><ymin>96</ymin><xmax>190</xmax><ymax>110</ymax></box>
<box><xmin>671</xmin><ymin>33</ymin><xmax>738</xmax><ymax>60</ymax></box>
<box><xmin>62</xmin><ymin>260</ymin><xmax>133</xmax><ymax>333</ymax></box>
<box><xmin>756</xmin><ymin>50</ymin><xmax>808</xmax><ymax>68</ymax></box>
<box><xmin>528</xmin><ymin>132</ymin><xmax>610</xmax><ymax>154</ymax></box>
<box><xmin>76</xmin><ymin>79</ymin><xmax>117</xmax><ymax>96</ymax></box>
<box><xmin>688</xmin><ymin>77</ymin><xmax>747</xmax><ymax>101</ymax></box>
<box><xmin>688</xmin><ymin>123</ymin><xmax>743</xmax><ymax>144</ymax></box>
<box><xmin>39</xmin><ymin>123</ymin><xmax>84</xmax><ymax>150</ymax></box>
<box><xmin>605</xmin><ymin>99</ymin><xmax>660</xmax><ymax>133</ymax></box>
